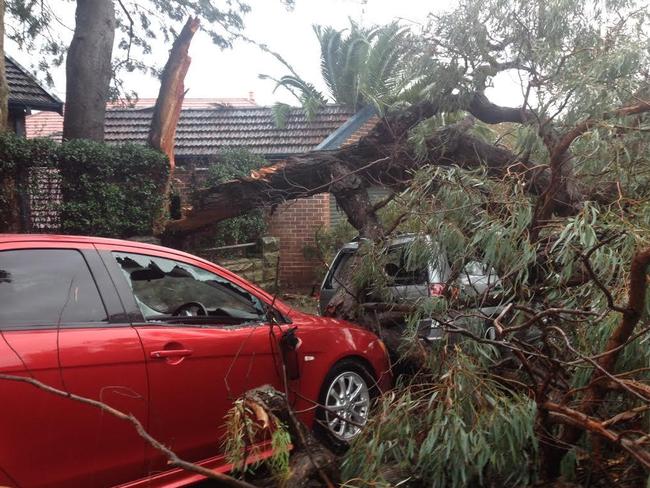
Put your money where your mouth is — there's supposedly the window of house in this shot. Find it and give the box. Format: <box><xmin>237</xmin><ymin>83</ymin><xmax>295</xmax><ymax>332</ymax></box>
<box><xmin>112</xmin><ymin>252</ymin><xmax>266</xmax><ymax>324</ymax></box>
<box><xmin>0</xmin><ymin>249</ymin><xmax>108</xmax><ymax>327</ymax></box>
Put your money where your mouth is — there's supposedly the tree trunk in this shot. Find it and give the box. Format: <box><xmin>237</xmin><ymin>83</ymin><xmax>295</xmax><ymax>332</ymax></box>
<box><xmin>148</xmin><ymin>17</ymin><xmax>200</xmax><ymax>236</ymax></box>
<box><xmin>164</xmin><ymin>117</ymin><xmax>579</xmax><ymax>236</ymax></box>
<box><xmin>0</xmin><ymin>0</ymin><xmax>9</xmax><ymax>132</ymax></box>
<box><xmin>63</xmin><ymin>0</ymin><xmax>116</xmax><ymax>141</ymax></box>
<box><xmin>148</xmin><ymin>17</ymin><xmax>200</xmax><ymax>172</ymax></box>
<box><xmin>0</xmin><ymin>0</ymin><xmax>9</xmax><ymax>131</ymax></box>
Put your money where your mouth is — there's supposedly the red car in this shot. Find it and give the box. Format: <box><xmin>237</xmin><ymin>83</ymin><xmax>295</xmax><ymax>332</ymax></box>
<box><xmin>0</xmin><ymin>234</ymin><xmax>391</xmax><ymax>488</ymax></box>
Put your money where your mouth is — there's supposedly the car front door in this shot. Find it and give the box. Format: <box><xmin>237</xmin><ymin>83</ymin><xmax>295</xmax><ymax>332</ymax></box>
<box><xmin>0</xmin><ymin>243</ymin><xmax>148</xmax><ymax>488</ymax></box>
<box><xmin>101</xmin><ymin>247</ymin><xmax>283</xmax><ymax>475</ymax></box>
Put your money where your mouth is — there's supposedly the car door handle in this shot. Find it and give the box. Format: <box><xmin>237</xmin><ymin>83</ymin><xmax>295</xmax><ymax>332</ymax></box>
<box><xmin>150</xmin><ymin>349</ymin><xmax>193</xmax><ymax>359</ymax></box>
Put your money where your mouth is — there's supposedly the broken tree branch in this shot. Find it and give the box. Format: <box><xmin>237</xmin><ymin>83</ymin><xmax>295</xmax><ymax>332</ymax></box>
<box><xmin>544</xmin><ymin>401</ymin><xmax>650</xmax><ymax>470</ymax></box>
<box><xmin>547</xmin><ymin>247</ymin><xmax>650</xmax><ymax>470</ymax></box>
<box><xmin>148</xmin><ymin>16</ymin><xmax>200</xmax><ymax>171</ymax></box>
<box><xmin>243</xmin><ymin>385</ymin><xmax>337</xmax><ymax>488</ymax></box>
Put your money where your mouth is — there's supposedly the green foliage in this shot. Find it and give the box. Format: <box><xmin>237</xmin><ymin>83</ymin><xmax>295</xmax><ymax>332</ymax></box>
<box><xmin>0</xmin><ymin>133</ymin><xmax>58</xmax><ymax>229</ymax></box>
<box><xmin>0</xmin><ymin>132</ymin><xmax>168</xmax><ymax>236</ymax></box>
<box><xmin>427</xmin><ymin>0</ymin><xmax>650</xmax><ymax>117</ymax></box>
<box><xmin>304</xmin><ymin>219</ymin><xmax>357</xmax><ymax>281</ymax></box>
<box><xmin>205</xmin><ymin>149</ymin><xmax>268</xmax><ymax>247</ymax></box>
<box><xmin>222</xmin><ymin>399</ymin><xmax>262</xmax><ymax>473</ymax></box>
<box><xmin>58</xmin><ymin>140</ymin><xmax>169</xmax><ymax>237</ymax></box>
<box><xmin>265</xmin><ymin>19</ymin><xmax>417</xmax><ymax>116</ymax></box>
<box><xmin>222</xmin><ymin>398</ymin><xmax>291</xmax><ymax>481</ymax></box>
<box><xmin>268</xmin><ymin>426</ymin><xmax>291</xmax><ymax>482</ymax></box>
<box><xmin>342</xmin><ymin>353</ymin><xmax>538</xmax><ymax>487</ymax></box>
<box><xmin>271</xmin><ymin>102</ymin><xmax>292</xmax><ymax>129</ymax></box>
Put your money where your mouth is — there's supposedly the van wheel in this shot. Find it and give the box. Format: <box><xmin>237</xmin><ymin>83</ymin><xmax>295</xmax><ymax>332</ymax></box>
<box><xmin>314</xmin><ymin>359</ymin><xmax>376</xmax><ymax>450</ymax></box>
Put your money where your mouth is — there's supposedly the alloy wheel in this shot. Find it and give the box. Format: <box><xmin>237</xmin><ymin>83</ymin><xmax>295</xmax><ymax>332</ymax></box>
<box><xmin>324</xmin><ymin>371</ymin><xmax>370</xmax><ymax>441</ymax></box>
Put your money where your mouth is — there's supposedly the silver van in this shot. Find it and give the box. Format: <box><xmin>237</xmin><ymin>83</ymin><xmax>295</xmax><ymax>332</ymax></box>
<box><xmin>319</xmin><ymin>234</ymin><xmax>503</xmax><ymax>339</ymax></box>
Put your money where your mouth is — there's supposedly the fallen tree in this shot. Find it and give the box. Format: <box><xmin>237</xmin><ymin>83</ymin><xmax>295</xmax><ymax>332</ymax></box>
<box><xmin>163</xmin><ymin>0</ymin><xmax>650</xmax><ymax>483</ymax></box>
<box><xmin>165</xmin><ymin>94</ymin><xmax>591</xmax><ymax>236</ymax></box>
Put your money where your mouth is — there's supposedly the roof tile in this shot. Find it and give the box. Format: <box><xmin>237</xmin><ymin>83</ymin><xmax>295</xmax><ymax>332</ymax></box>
<box><xmin>103</xmin><ymin>105</ymin><xmax>355</xmax><ymax>157</ymax></box>
<box><xmin>5</xmin><ymin>56</ymin><xmax>63</xmax><ymax>113</ymax></box>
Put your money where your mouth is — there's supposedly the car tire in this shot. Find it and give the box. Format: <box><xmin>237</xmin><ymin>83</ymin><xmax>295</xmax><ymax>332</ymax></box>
<box><xmin>314</xmin><ymin>359</ymin><xmax>377</xmax><ymax>451</ymax></box>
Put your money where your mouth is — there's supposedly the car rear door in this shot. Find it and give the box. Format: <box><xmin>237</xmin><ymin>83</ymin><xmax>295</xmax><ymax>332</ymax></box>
<box><xmin>99</xmin><ymin>246</ymin><xmax>283</xmax><ymax>475</ymax></box>
<box><xmin>0</xmin><ymin>241</ymin><xmax>148</xmax><ymax>488</ymax></box>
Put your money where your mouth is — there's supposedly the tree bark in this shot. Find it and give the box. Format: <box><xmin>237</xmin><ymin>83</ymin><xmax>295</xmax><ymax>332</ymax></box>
<box><xmin>63</xmin><ymin>0</ymin><xmax>116</xmax><ymax>141</ymax></box>
<box><xmin>148</xmin><ymin>17</ymin><xmax>200</xmax><ymax>172</ymax></box>
<box><xmin>0</xmin><ymin>0</ymin><xmax>9</xmax><ymax>132</ymax></box>
<box><xmin>244</xmin><ymin>385</ymin><xmax>338</xmax><ymax>487</ymax></box>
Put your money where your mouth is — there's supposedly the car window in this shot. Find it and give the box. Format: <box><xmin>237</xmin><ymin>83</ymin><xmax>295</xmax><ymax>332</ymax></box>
<box><xmin>325</xmin><ymin>250</ymin><xmax>354</xmax><ymax>290</ymax></box>
<box><xmin>113</xmin><ymin>252</ymin><xmax>266</xmax><ymax>324</ymax></box>
<box><xmin>0</xmin><ymin>249</ymin><xmax>108</xmax><ymax>327</ymax></box>
<box><xmin>385</xmin><ymin>245</ymin><xmax>428</xmax><ymax>286</ymax></box>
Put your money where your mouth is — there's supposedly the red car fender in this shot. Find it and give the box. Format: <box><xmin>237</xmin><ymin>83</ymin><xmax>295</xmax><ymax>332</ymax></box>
<box><xmin>284</xmin><ymin>311</ymin><xmax>392</xmax><ymax>428</ymax></box>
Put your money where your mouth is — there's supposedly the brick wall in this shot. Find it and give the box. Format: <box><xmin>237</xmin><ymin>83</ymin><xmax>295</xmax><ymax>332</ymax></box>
<box><xmin>173</xmin><ymin>166</ymin><xmax>209</xmax><ymax>202</ymax></box>
<box><xmin>267</xmin><ymin>194</ymin><xmax>331</xmax><ymax>291</ymax></box>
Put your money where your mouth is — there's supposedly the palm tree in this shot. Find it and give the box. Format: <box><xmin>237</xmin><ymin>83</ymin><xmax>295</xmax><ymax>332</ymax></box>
<box><xmin>263</xmin><ymin>20</ymin><xmax>417</xmax><ymax>122</ymax></box>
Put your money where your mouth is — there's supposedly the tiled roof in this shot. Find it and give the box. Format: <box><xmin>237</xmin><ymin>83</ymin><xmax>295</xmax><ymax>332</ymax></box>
<box><xmin>5</xmin><ymin>55</ymin><xmax>63</xmax><ymax>113</ymax></box>
<box><xmin>104</xmin><ymin>105</ymin><xmax>355</xmax><ymax>157</ymax></box>
<box><xmin>26</xmin><ymin>97</ymin><xmax>257</xmax><ymax>139</ymax></box>
<box><xmin>116</xmin><ymin>97</ymin><xmax>258</xmax><ymax>109</ymax></box>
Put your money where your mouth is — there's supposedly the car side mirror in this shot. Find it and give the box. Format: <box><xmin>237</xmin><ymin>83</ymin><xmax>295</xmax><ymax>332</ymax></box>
<box><xmin>279</xmin><ymin>327</ymin><xmax>301</xmax><ymax>380</ymax></box>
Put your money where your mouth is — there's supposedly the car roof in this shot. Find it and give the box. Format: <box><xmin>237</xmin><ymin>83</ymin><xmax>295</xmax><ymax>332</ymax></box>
<box><xmin>340</xmin><ymin>233</ymin><xmax>425</xmax><ymax>251</ymax></box>
<box><xmin>0</xmin><ymin>233</ymin><xmax>207</xmax><ymax>265</ymax></box>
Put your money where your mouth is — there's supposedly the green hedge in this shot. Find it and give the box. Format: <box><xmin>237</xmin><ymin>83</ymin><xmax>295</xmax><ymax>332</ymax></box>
<box><xmin>0</xmin><ymin>133</ymin><xmax>169</xmax><ymax>237</ymax></box>
<box><xmin>0</xmin><ymin>134</ymin><xmax>59</xmax><ymax>230</ymax></box>
<box><xmin>58</xmin><ymin>140</ymin><xmax>169</xmax><ymax>237</ymax></box>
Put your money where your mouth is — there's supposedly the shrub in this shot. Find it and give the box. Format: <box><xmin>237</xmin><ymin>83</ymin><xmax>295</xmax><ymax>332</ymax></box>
<box><xmin>58</xmin><ymin>140</ymin><xmax>169</xmax><ymax>237</ymax></box>
<box><xmin>0</xmin><ymin>132</ymin><xmax>169</xmax><ymax>237</ymax></box>
<box><xmin>0</xmin><ymin>134</ymin><xmax>58</xmax><ymax>229</ymax></box>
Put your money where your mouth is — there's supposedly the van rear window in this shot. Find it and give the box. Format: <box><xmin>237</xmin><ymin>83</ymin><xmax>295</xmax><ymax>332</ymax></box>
<box><xmin>324</xmin><ymin>251</ymin><xmax>354</xmax><ymax>289</ymax></box>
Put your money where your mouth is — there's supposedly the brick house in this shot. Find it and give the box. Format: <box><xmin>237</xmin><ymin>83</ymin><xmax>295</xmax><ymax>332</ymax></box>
<box><xmin>5</xmin><ymin>55</ymin><xmax>63</xmax><ymax>136</ymax></box>
<box><xmin>26</xmin><ymin>99</ymin><xmax>381</xmax><ymax>290</ymax></box>
<box><xmin>102</xmin><ymin>104</ymin><xmax>380</xmax><ymax>289</ymax></box>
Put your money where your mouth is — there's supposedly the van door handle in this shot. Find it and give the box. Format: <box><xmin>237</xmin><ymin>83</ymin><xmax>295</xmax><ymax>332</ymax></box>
<box><xmin>150</xmin><ymin>349</ymin><xmax>193</xmax><ymax>359</ymax></box>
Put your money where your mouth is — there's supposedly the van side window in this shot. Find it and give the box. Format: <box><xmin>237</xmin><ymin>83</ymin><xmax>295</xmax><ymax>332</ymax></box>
<box><xmin>0</xmin><ymin>249</ymin><xmax>108</xmax><ymax>327</ymax></box>
<box><xmin>113</xmin><ymin>252</ymin><xmax>266</xmax><ymax>324</ymax></box>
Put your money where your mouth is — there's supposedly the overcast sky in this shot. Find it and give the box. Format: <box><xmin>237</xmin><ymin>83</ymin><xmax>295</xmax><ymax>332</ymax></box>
<box><xmin>6</xmin><ymin>0</ymin><xmax>522</xmax><ymax>108</ymax></box>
